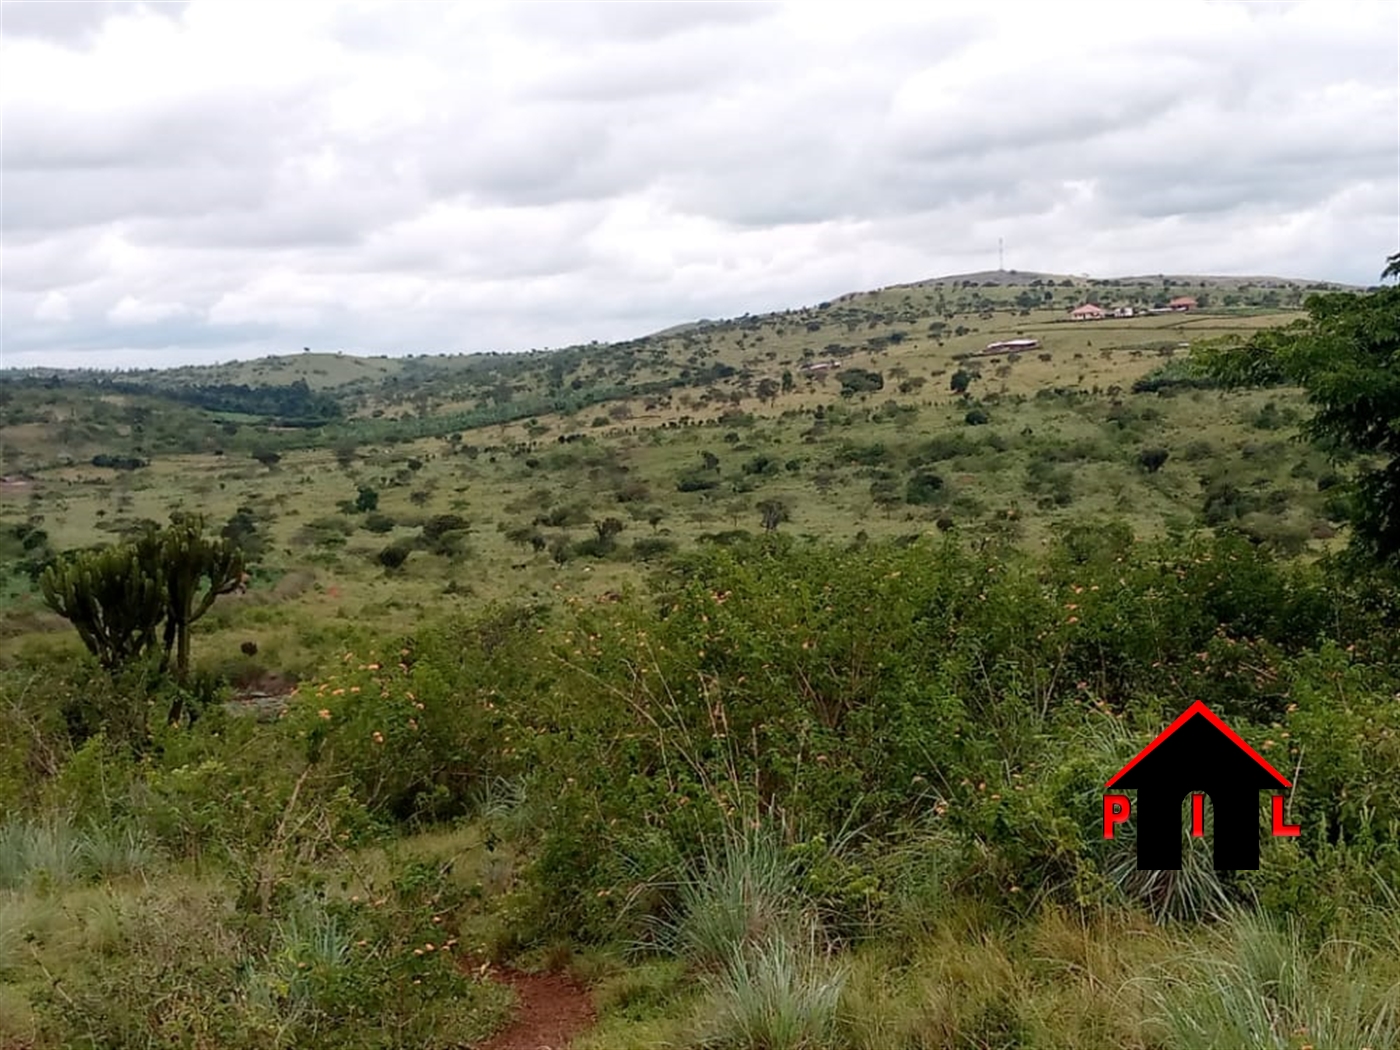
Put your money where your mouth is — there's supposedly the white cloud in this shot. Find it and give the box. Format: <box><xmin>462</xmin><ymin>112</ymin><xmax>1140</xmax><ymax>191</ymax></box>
<box><xmin>33</xmin><ymin>290</ymin><xmax>72</xmax><ymax>322</ymax></box>
<box><xmin>107</xmin><ymin>295</ymin><xmax>192</xmax><ymax>325</ymax></box>
<box><xmin>1</xmin><ymin>0</ymin><xmax>1396</xmax><ymax>368</ymax></box>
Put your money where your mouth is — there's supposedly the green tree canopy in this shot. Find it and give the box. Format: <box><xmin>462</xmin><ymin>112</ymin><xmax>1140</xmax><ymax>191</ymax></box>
<box><xmin>1193</xmin><ymin>257</ymin><xmax>1400</xmax><ymax>563</ymax></box>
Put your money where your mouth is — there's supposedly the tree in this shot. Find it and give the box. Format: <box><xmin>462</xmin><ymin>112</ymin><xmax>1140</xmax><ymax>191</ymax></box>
<box><xmin>594</xmin><ymin>517</ymin><xmax>625</xmax><ymax>545</ymax></box>
<box><xmin>40</xmin><ymin>545</ymin><xmax>165</xmax><ymax>672</ymax></box>
<box><xmin>1195</xmin><ymin>261</ymin><xmax>1400</xmax><ymax>562</ymax></box>
<box><xmin>252</xmin><ymin>449</ymin><xmax>281</xmax><ymax>468</ymax></box>
<box><xmin>333</xmin><ymin>441</ymin><xmax>359</xmax><ymax>469</ymax></box>
<box><xmin>757</xmin><ymin>378</ymin><xmax>781</xmax><ymax>405</ymax></box>
<box><xmin>950</xmin><ymin>369</ymin><xmax>973</xmax><ymax>395</ymax></box>
<box><xmin>355</xmin><ymin>486</ymin><xmax>380</xmax><ymax>513</ymax></box>
<box><xmin>839</xmin><ymin>369</ymin><xmax>884</xmax><ymax>397</ymax></box>
<box><xmin>758</xmin><ymin>498</ymin><xmax>790</xmax><ymax>532</ymax></box>
<box><xmin>150</xmin><ymin>514</ymin><xmax>246</xmax><ymax>685</ymax></box>
<box><xmin>221</xmin><ymin>505</ymin><xmax>268</xmax><ymax>562</ymax></box>
<box><xmin>41</xmin><ymin>515</ymin><xmax>245</xmax><ymax>714</ymax></box>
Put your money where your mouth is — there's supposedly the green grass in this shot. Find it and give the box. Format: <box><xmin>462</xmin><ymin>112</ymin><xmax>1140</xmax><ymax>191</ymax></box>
<box><xmin>695</xmin><ymin>929</ymin><xmax>846</xmax><ymax>1050</ymax></box>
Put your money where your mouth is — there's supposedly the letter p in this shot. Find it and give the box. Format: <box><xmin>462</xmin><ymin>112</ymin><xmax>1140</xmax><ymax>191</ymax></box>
<box><xmin>1103</xmin><ymin>794</ymin><xmax>1131</xmax><ymax>839</ymax></box>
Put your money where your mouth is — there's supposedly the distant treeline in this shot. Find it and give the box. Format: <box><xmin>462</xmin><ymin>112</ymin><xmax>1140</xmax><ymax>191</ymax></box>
<box><xmin>137</xmin><ymin>379</ymin><xmax>344</xmax><ymax>424</ymax></box>
<box><xmin>4</xmin><ymin>374</ymin><xmax>344</xmax><ymax>425</ymax></box>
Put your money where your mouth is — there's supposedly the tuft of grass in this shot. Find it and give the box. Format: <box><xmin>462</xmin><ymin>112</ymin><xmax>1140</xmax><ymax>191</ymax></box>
<box><xmin>1103</xmin><ymin>814</ymin><xmax>1232</xmax><ymax>923</ymax></box>
<box><xmin>0</xmin><ymin>816</ymin><xmax>159</xmax><ymax>891</ymax></box>
<box><xmin>81</xmin><ymin>822</ymin><xmax>158</xmax><ymax>880</ymax></box>
<box><xmin>696</xmin><ymin>930</ymin><xmax>846</xmax><ymax>1050</ymax></box>
<box><xmin>657</xmin><ymin>827</ymin><xmax>799</xmax><ymax>970</ymax></box>
<box><xmin>0</xmin><ymin>817</ymin><xmax>83</xmax><ymax>890</ymax></box>
<box><xmin>1148</xmin><ymin>909</ymin><xmax>1400</xmax><ymax>1050</ymax></box>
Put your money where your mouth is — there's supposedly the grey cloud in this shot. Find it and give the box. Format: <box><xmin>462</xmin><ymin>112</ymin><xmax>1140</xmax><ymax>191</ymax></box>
<box><xmin>0</xmin><ymin>1</ymin><xmax>184</xmax><ymax>46</ymax></box>
<box><xmin>1</xmin><ymin>1</ymin><xmax>1396</xmax><ymax>367</ymax></box>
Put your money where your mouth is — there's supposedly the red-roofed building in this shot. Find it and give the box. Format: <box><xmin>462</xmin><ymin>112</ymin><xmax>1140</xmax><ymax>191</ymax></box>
<box><xmin>1168</xmin><ymin>296</ymin><xmax>1198</xmax><ymax>311</ymax></box>
<box><xmin>1070</xmin><ymin>303</ymin><xmax>1106</xmax><ymax>321</ymax></box>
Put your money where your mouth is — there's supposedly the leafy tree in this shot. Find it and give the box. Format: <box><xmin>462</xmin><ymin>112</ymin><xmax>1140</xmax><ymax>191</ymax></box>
<box><xmin>839</xmin><ymin>369</ymin><xmax>884</xmax><ymax>397</ymax></box>
<box><xmin>757</xmin><ymin>377</ymin><xmax>781</xmax><ymax>405</ymax></box>
<box><xmin>422</xmin><ymin>514</ymin><xmax>468</xmax><ymax>541</ymax></box>
<box><xmin>355</xmin><ymin>486</ymin><xmax>380</xmax><ymax>513</ymax></box>
<box><xmin>1195</xmin><ymin>261</ymin><xmax>1400</xmax><ymax>562</ymax></box>
<box><xmin>758</xmin><ymin>498</ymin><xmax>790</xmax><ymax>532</ymax></box>
<box><xmin>252</xmin><ymin>448</ymin><xmax>281</xmax><ymax>468</ymax></box>
<box><xmin>221</xmin><ymin>505</ymin><xmax>268</xmax><ymax>562</ymax></box>
<box><xmin>333</xmin><ymin>441</ymin><xmax>359</xmax><ymax>469</ymax></box>
<box><xmin>593</xmin><ymin>517</ymin><xmax>625</xmax><ymax>544</ymax></box>
<box><xmin>950</xmin><ymin>369</ymin><xmax>973</xmax><ymax>395</ymax></box>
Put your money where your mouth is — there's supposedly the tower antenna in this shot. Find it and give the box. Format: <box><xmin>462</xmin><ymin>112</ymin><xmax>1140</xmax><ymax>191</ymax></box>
<box><xmin>998</xmin><ymin>238</ymin><xmax>1005</xmax><ymax>272</ymax></box>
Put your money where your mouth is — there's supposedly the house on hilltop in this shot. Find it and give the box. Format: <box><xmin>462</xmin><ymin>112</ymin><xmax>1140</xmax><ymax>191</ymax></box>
<box><xmin>1106</xmin><ymin>701</ymin><xmax>1291</xmax><ymax>869</ymax></box>
<box><xmin>1070</xmin><ymin>304</ymin><xmax>1106</xmax><ymax>321</ymax></box>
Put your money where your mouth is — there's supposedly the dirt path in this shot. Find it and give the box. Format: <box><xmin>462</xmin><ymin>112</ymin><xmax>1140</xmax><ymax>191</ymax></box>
<box><xmin>474</xmin><ymin>968</ymin><xmax>596</xmax><ymax>1050</ymax></box>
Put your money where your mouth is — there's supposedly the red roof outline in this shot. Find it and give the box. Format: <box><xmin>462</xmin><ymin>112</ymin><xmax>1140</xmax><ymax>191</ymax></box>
<box><xmin>1105</xmin><ymin>700</ymin><xmax>1291</xmax><ymax>789</ymax></box>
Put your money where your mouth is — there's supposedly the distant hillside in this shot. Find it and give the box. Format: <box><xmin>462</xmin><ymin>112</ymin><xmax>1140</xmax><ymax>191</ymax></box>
<box><xmin>0</xmin><ymin>265</ymin><xmax>1354</xmax><ymax>474</ymax></box>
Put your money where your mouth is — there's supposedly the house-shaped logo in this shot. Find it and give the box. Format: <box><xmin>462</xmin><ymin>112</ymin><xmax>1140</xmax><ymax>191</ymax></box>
<box><xmin>1103</xmin><ymin>701</ymin><xmax>1299</xmax><ymax>869</ymax></box>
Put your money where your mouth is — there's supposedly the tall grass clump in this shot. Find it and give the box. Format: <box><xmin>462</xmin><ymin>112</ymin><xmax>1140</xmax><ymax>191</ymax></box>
<box><xmin>695</xmin><ymin>929</ymin><xmax>846</xmax><ymax>1050</ymax></box>
<box><xmin>1148</xmin><ymin>909</ymin><xmax>1400</xmax><ymax>1050</ymax></box>
<box><xmin>0</xmin><ymin>817</ymin><xmax>83</xmax><ymax>889</ymax></box>
<box><xmin>80</xmin><ymin>821</ymin><xmax>158</xmax><ymax>880</ymax></box>
<box><xmin>651</xmin><ymin>825</ymin><xmax>800</xmax><ymax>969</ymax></box>
<box><xmin>0</xmin><ymin>816</ymin><xmax>158</xmax><ymax>890</ymax></box>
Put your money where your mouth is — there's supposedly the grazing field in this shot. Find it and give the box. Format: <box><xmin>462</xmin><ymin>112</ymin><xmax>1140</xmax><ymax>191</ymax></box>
<box><xmin>2</xmin><ymin>270</ymin><xmax>1398</xmax><ymax>1049</ymax></box>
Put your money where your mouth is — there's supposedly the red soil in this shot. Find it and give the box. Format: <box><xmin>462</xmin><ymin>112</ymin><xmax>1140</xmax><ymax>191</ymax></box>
<box><xmin>474</xmin><ymin>968</ymin><xmax>596</xmax><ymax>1050</ymax></box>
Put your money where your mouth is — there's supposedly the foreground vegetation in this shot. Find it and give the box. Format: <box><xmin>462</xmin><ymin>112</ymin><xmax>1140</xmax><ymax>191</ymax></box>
<box><xmin>1</xmin><ymin>265</ymin><xmax>1397</xmax><ymax>1048</ymax></box>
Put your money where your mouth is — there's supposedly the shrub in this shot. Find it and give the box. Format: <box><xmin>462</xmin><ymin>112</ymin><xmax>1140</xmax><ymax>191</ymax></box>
<box><xmin>964</xmin><ymin>408</ymin><xmax>990</xmax><ymax>426</ymax></box>
<box><xmin>1138</xmin><ymin>447</ymin><xmax>1170</xmax><ymax>473</ymax></box>
<box><xmin>838</xmin><ymin>369</ymin><xmax>884</xmax><ymax>397</ymax></box>
<box><xmin>632</xmin><ymin>537</ymin><xmax>677</xmax><ymax>560</ymax></box>
<box><xmin>905</xmin><ymin>472</ymin><xmax>945</xmax><ymax>506</ymax></box>
<box><xmin>377</xmin><ymin>543</ymin><xmax>411</xmax><ymax>570</ymax></box>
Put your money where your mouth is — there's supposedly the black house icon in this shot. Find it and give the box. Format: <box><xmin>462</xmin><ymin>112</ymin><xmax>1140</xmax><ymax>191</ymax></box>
<box><xmin>1106</xmin><ymin>701</ymin><xmax>1291</xmax><ymax>869</ymax></box>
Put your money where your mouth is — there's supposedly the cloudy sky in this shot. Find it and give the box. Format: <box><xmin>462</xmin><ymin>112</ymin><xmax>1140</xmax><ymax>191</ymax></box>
<box><xmin>2</xmin><ymin>1</ymin><xmax>1397</xmax><ymax>370</ymax></box>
